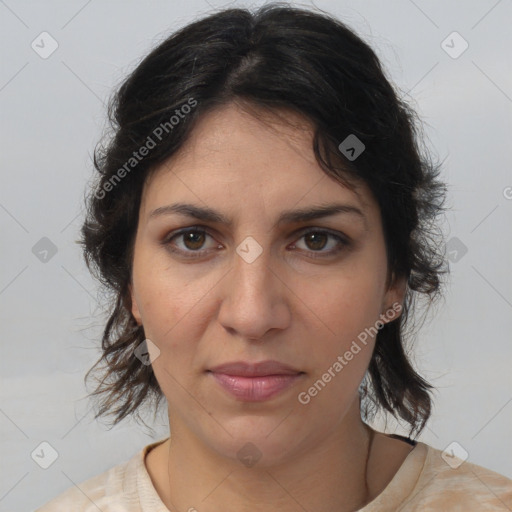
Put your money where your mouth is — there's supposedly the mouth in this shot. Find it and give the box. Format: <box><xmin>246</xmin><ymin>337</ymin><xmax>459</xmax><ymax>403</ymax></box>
<box><xmin>207</xmin><ymin>360</ymin><xmax>305</xmax><ymax>402</ymax></box>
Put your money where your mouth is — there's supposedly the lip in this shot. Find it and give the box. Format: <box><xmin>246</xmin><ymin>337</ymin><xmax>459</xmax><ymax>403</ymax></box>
<box><xmin>208</xmin><ymin>360</ymin><xmax>305</xmax><ymax>402</ymax></box>
<box><xmin>209</xmin><ymin>360</ymin><xmax>302</xmax><ymax>377</ymax></box>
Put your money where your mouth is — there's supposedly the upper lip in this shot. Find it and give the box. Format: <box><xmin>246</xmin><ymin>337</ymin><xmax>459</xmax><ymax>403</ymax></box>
<box><xmin>208</xmin><ymin>360</ymin><xmax>303</xmax><ymax>377</ymax></box>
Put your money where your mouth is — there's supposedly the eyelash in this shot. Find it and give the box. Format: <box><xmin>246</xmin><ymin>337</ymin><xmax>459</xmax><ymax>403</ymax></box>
<box><xmin>161</xmin><ymin>226</ymin><xmax>350</xmax><ymax>260</ymax></box>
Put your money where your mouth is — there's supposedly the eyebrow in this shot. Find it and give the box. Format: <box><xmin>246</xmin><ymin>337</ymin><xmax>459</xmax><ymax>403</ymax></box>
<box><xmin>148</xmin><ymin>202</ymin><xmax>367</xmax><ymax>229</ymax></box>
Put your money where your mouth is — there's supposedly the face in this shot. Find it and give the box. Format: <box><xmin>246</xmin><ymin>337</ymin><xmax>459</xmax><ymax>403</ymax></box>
<box><xmin>130</xmin><ymin>102</ymin><xmax>404</xmax><ymax>465</ymax></box>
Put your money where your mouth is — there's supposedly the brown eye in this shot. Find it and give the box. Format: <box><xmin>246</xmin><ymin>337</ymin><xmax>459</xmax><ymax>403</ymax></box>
<box><xmin>182</xmin><ymin>231</ymin><xmax>207</xmax><ymax>250</ymax></box>
<box><xmin>303</xmin><ymin>232</ymin><xmax>329</xmax><ymax>251</ymax></box>
<box><xmin>291</xmin><ymin>229</ymin><xmax>349</xmax><ymax>258</ymax></box>
<box><xmin>162</xmin><ymin>228</ymin><xmax>220</xmax><ymax>258</ymax></box>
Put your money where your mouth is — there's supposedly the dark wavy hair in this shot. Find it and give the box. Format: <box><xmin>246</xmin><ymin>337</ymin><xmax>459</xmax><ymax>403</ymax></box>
<box><xmin>80</xmin><ymin>2</ymin><xmax>447</xmax><ymax>437</ymax></box>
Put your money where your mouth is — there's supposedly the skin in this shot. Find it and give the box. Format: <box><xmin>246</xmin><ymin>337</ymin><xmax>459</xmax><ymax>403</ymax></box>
<box><xmin>130</xmin><ymin>102</ymin><xmax>412</xmax><ymax>511</ymax></box>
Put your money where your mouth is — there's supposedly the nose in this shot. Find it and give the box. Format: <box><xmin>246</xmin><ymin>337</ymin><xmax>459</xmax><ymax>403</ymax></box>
<box><xmin>217</xmin><ymin>243</ymin><xmax>291</xmax><ymax>341</ymax></box>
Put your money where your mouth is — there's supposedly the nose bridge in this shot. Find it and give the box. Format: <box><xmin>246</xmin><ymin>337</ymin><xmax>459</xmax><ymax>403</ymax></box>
<box><xmin>217</xmin><ymin>235</ymin><xmax>290</xmax><ymax>338</ymax></box>
<box><xmin>232</xmin><ymin>237</ymin><xmax>275</xmax><ymax>300</ymax></box>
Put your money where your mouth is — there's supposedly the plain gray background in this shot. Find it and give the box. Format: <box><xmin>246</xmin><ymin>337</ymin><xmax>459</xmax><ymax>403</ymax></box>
<box><xmin>1</xmin><ymin>0</ymin><xmax>511</xmax><ymax>510</ymax></box>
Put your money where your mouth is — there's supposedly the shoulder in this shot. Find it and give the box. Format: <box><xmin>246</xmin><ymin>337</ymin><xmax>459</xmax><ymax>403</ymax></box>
<box><xmin>407</xmin><ymin>442</ymin><xmax>512</xmax><ymax>511</ymax></box>
<box><xmin>35</xmin><ymin>449</ymin><xmax>140</xmax><ymax>511</ymax></box>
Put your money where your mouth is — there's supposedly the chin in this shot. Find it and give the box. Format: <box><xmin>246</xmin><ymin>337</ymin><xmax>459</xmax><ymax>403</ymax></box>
<box><xmin>200</xmin><ymin>413</ymin><xmax>310</xmax><ymax>468</ymax></box>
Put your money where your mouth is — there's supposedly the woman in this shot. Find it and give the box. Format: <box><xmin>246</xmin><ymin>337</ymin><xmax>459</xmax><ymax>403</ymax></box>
<box><xmin>37</xmin><ymin>3</ymin><xmax>511</xmax><ymax>511</ymax></box>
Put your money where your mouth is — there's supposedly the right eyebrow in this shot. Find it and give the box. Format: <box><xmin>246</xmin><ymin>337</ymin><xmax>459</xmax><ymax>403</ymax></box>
<box><xmin>149</xmin><ymin>203</ymin><xmax>230</xmax><ymax>225</ymax></box>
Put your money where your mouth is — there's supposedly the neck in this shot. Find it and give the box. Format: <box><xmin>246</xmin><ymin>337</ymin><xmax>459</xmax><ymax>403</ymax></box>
<box><xmin>162</xmin><ymin>402</ymin><xmax>376</xmax><ymax>512</ymax></box>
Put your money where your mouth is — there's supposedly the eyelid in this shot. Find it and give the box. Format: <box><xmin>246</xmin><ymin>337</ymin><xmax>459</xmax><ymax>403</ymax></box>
<box><xmin>161</xmin><ymin>225</ymin><xmax>351</xmax><ymax>258</ymax></box>
<box><xmin>290</xmin><ymin>227</ymin><xmax>350</xmax><ymax>258</ymax></box>
<box><xmin>161</xmin><ymin>227</ymin><xmax>219</xmax><ymax>252</ymax></box>
<box><xmin>294</xmin><ymin>226</ymin><xmax>350</xmax><ymax>242</ymax></box>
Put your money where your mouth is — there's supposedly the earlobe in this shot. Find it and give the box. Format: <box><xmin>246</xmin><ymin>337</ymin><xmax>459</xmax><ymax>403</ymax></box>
<box><xmin>129</xmin><ymin>284</ymin><xmax>142</xmax><ymax>325</ymax></box>
<box><xmin>382</xmin><ymin>274</ymin><xmax>407</xmax><ymax>322</ymax></box>
<box><xmin>392</xmin><ymin>274</ymin><xmax>407</xmax><ymax>305</ymax></box>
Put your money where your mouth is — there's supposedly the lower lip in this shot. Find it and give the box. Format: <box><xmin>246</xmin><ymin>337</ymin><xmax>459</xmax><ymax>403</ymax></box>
<box><xmin>209</xmin><ymin>372</ymin><xmax>303</xmax><ymax>402</ymax></box>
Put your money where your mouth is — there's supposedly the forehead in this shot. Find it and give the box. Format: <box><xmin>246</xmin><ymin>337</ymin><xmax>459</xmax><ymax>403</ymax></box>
<box><xmin>141</xmin><ymin>102</ymin><xmax>374</xmax><ymax>219</ymax></box>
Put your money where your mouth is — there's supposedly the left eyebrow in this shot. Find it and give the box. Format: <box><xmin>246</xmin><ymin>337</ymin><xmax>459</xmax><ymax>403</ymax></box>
<box><xmin>148</xmin><ymin>202</ymin><xmax>367</xmax><ymax>230</ymax></box>
<box><xmin>276</xmin><ymin>203</ymin><xmax>367</xmax><ymax>229</ymax></box>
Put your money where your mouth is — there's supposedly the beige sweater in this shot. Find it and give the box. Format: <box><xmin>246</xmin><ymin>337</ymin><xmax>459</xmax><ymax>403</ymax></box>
<box><xmin>36</xmin><ymin>438</ymin><xmax>512</xmax><ymax>511</ymax></box>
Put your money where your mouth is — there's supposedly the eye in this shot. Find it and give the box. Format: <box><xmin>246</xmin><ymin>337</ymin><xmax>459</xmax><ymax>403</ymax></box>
<box><xmin>161</xmin><ymin>227</ymin><xmax>350</xmax><ymax>260</ymax></box>
<box><xmin>290</xmin><ymin>228</ymin><xmax>349</xmax><ymax>258</ymax></box>
<box><xmin>161</xmin><ymin>227</ymin><xmax>220</xmax><ymax>258</ymax></box>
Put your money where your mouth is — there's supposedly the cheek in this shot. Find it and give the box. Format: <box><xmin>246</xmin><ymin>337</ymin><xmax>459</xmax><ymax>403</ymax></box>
<box><xmin>293</xmin><ymin>274</ymin><xmax>380</xmax><ymax>419</ymax></box>
<box><xmin>133</xmin><ymin>265</ymin><xmax>214</xmax><ymax>402</ymax></box>
<box><xmin>290</xmin><ymin>253</ymin><xmax>386</xmax><ymax>394</ymax></box>
<box><xmin>131</xmin><ymin>250</ymin><xmax>213</xmax><ymax>350</ymax></box>
<box><xmin>299</xmin><ymin>265</ymin><xmax>385</xmax><ymax>340</ymax></box>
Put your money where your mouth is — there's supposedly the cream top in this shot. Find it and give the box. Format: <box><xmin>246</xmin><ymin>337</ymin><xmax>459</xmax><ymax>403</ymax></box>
<box><xmin>36</xmin><ymin>438</ymin><xmax>512</xmax><ymax>511</ymax></box>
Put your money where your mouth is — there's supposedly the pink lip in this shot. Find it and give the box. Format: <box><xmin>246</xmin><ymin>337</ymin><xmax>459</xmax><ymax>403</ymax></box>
<box><xmin>208</xmin><ymin>361</ymin><xmax>304</xmax><ymax>402</ymax></box>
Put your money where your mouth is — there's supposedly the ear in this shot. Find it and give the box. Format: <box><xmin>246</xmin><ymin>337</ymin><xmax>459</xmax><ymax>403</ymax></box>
<box><xmin>129</xmin><ymin>283</ymin><xmax>143</xmax><ymax>325</ymax></box>
<box><xmin>381</xmin><ymin>273</ymin><xmax>407</xmax><ymax>323</ymax></box>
